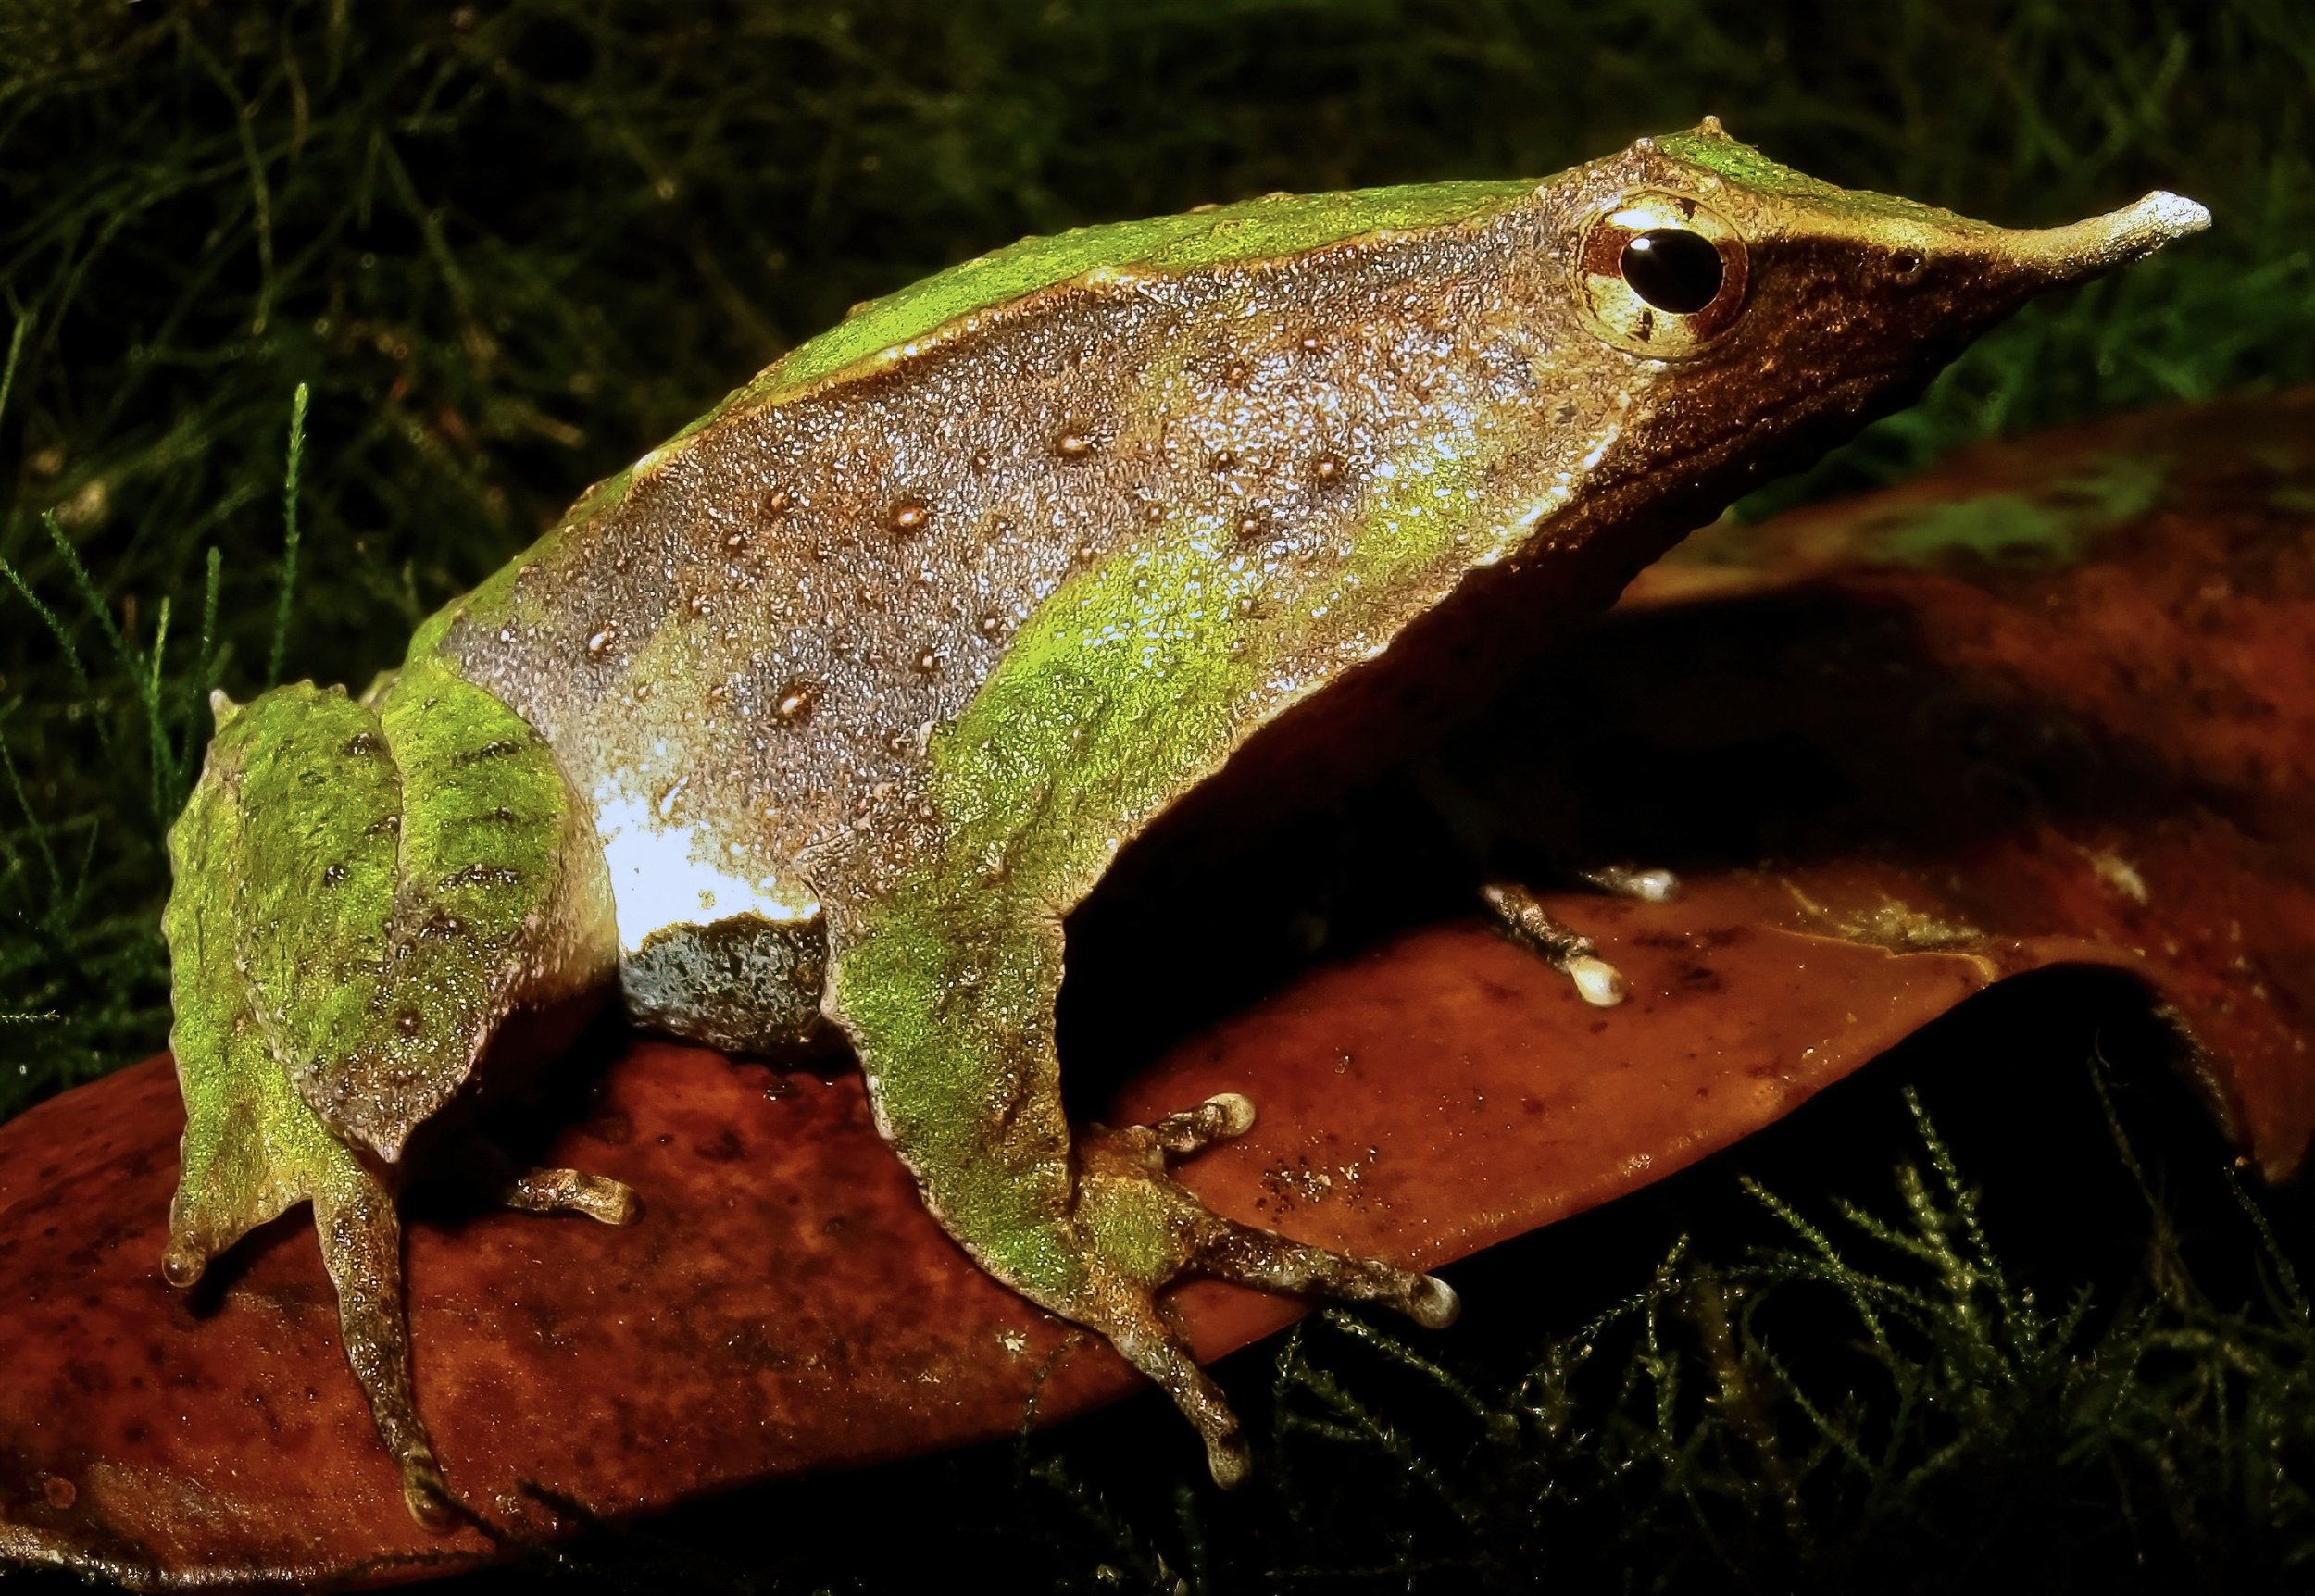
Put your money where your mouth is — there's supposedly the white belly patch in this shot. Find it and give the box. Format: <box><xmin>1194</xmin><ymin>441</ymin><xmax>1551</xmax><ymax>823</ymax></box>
<box><xmin>591</xmin><ymin>786</ymin><xmax>820</xmax><ymax>956</ymax></box>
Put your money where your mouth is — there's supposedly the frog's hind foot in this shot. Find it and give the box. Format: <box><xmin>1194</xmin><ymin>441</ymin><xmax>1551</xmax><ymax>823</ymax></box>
<box><xmin>1066</xmin><ymin>1098</ymin><xmax>1458</xmax><ymax>1486</ymax></box>
<box><xmin>162</xmin><ymin>1096</ymin><xmax>460</xmax><ymax>1529</ymax></box>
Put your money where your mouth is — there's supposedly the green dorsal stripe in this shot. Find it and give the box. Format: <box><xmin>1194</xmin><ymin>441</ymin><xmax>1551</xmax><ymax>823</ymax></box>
<box><xmin>1655</xmin><ymin>130</ymin><xmax>1985</xmax><ymax>231</ymax></box>
<box><xmin>691</xmin><ymin>177</ymin><xmax>1539</xmax><ymax>426</ymax></box>
<box><xmin>410</xmin><ymin>176</ymin><xmax>1545</xmax><ymax>662</ymax></box>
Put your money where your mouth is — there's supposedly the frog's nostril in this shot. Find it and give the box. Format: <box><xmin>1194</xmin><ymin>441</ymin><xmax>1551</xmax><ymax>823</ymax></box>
<box><xmin>1620</xmin><ymin>228</ymin><xmax>1723</xmax><ymax>314</ymax></box>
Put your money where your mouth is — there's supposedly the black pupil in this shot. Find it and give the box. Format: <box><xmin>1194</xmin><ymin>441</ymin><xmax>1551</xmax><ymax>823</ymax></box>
<box><xmin>1620</xmin><ymin>228</ymin><xmax>1723</xmax><ymax>315</ymax></box>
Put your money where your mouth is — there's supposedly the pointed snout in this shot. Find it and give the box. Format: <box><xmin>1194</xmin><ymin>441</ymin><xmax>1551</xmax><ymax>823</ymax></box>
<box><xmin>1996</xmin><ymin>191</ymin><xmax>2212</xmax><ymax>284</ymax></box>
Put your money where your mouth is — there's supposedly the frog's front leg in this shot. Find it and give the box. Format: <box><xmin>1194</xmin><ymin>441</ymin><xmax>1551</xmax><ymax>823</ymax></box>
<box><xmin>828</xmin><ymin>900</ymin><xmax>1457</xmax><ymax>1484</ymax></box>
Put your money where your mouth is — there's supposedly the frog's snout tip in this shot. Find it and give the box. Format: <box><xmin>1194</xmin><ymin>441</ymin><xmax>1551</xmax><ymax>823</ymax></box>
<box><xmin>2011</xmin><ymin>190</ymin><xmax>2211</xmax><ymax>283</ymax></box>
<box><xmin>2127</xmin><ymin>190</ymin><xmax>2213</xmax><ymax>246</ymax></box>
<box><xmin>2084</xmin><ymin>189</ymin><xmax>2212</xmax><ymax>268</ymax></box>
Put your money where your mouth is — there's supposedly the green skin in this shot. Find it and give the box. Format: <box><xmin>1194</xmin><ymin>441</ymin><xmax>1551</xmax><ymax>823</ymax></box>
<box><xmin>159</xmin><ymin>121</ymin><xmax>2208</xmax><ymax>1523</ymax></box>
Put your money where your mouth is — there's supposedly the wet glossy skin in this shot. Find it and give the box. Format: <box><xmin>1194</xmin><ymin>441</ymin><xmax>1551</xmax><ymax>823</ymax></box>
<box><xmin>157</xmin><ymin>120</ymin><xmax>2208</xmax><ymax>1521</ymax></box>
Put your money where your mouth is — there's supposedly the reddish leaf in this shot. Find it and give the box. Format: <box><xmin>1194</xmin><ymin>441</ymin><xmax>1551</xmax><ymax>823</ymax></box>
<box><xmin>1</xmin><ymin>393</ymin><xmax>2309</xmax><ymax>1587</ymax></box>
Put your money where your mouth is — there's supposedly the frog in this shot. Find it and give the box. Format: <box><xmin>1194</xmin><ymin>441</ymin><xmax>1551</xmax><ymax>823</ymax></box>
<box><xmin>157</xmin><ymin>118</ymin><xmax>2208</xmax><ymax>1526</ymax></box>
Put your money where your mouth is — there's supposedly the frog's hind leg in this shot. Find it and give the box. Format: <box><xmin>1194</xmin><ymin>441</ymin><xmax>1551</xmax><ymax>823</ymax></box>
<box><xmin>161</xmin><ymin>660</ymin><xmax>620</xmax><ymax>1528</ymax></box>
<box><xmin>159</xmin><ymin>1068</ymin><xmax>456</xmax><ymax>1526</ymax></box>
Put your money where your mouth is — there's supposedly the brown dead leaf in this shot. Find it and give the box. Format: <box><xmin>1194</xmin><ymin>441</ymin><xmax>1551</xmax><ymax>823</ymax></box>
<box><xmin>0</xmin><ymin>392</ymin><xmax>2308</xmax><ymax>1587</ymax></box>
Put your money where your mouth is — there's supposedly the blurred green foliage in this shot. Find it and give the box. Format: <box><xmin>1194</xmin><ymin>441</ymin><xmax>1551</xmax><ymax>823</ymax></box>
<box><xmin>0</xmin><ymin>4</ymin><xmax>2311</xmax><ymax>1590</ymax></box>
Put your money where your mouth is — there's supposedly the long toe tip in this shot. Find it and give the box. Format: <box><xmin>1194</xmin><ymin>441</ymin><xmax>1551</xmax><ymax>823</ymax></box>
<box><xmin>1567</xmin><ymin>954</ymin><xmax>1627</xmax><ymax>1008</ymax></box>
<box><xmin>1409</xmin><ymin>1274</ymin><xmax>1462</xmax><ymax>1329</ymax></box>
<box><xmin>1206</xmin><ymin>1428</ymin><xmax>1254</xmax><ymax>1490</ymax></box>
<box><xmin>403</xmin><ymin>1467</ymin><xmax>458</xmax><ymax>1532</ymax></box>
<box><xmin>160</xmin><ymin>1242</ymin><xmax>205</xmax><ymax>1290</ymax></box>
<box><xmin>1204</xmin><ymin>1091</ymin><xmax>1258</xmax><ymax>1138</ymax></box>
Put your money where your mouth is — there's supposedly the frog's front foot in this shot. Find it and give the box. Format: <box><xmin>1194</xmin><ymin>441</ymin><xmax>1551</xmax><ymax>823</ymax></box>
<box><xmin>1481</xmin><ymin>868</ymin><xmax>1681</xmax><ymax>1008</ymax></box>
<box><xmin>454</xmin><ymin>1137</ymin><xmax>641</xmax><ymax>1227</ymax></box>
<box><xmin>498</xmin><ymin>1165</ymin><xmax>640</xmax><ymax>1225</ymax></box>
<box><xmin>1064</xmin><ymin>1092</ymin><xmax>1458</xmax><ymax>1486</ymax></box>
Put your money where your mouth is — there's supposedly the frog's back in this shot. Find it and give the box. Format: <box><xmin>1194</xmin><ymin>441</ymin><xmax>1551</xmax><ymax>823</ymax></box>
<box><xmin>412</xmin><ymin>176</ymin><xmax>1565</xmax><ymax>962</ymax></box>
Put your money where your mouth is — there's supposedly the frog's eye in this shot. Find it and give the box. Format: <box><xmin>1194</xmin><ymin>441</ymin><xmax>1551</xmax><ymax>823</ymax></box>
<box><xmin>1574</xmin><ymin>193</ymin><xmax>1748</xmax><ymax>357</ymax></box>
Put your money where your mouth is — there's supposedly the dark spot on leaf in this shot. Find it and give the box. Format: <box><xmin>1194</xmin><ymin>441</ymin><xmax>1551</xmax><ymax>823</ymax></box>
<box><xmin>694</xmin><ymin>1128</ymin><xmax>745</xmax><ymax>1163</ymax></box>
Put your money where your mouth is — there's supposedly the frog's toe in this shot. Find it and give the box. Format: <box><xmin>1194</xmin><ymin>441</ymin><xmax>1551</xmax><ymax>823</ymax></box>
<box><xmin>308</xmin><ymin>1170</ymin><xmax>463</xmax><ymax>1529</ymax></box>
<box><xmin>1198</xmin><ymin>1215</ymin><xmax>1459</xmax><ymax>1329</ymax></box>
<box><xmin>160</xmin><ymin>1235</ymin><xmax>212</xmax><ymax>1290</ymax></box>
<box><xmin>1578</xmin><ymin>863</ymin><xmax>1682</xmax><ymax>903</ymax></box>
<box><xmin>1480</xmin><ymin>880</ymin><xmax>1628</xmax><ymax>1008</ymax></box>
<box><xmin>1146</xmin><ymin>1091</ymin><xmax>1258</xmax><ymax>1158</ymax></box>
<box><xmin>399</xmin><ymin>1448</ymin><xmax>457</xmax><ymax>1530</ymax></box>
<box><xmin>1094</xmin><ymin>1282</ymin><xmax>1253</xmax><ymax>1488</ymax></box>
<box><xmin>499</xmin><ymin>1165</ymin><xmax>640</xmax><ymax>1227</ymax></box>
<box><xmin>1090</xmin><ymin>1091</ymin><xmax>1261</xmax><ymax>1178</ymax></box>
<box><xmin>1066</xmin><ymin>1216</ymin><xmax>1452</xmax><ymax>1485</ymax></box>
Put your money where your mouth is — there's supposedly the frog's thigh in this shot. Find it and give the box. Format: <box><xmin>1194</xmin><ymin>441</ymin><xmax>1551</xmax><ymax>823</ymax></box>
<box><xmin>619</xmin><ymin>911</ymin><xmax>832</xmax><ymax>1055</ymax></box>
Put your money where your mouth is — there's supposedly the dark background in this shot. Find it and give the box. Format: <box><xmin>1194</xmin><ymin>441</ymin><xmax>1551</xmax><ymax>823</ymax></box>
<box><xmin>2</xmin><ymin>3</ymin><xmax>2311</xmax><ymax>1590</ymax></box>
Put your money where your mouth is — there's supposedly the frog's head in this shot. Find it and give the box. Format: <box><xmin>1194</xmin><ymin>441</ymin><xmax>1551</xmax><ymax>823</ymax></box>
<box><xmin>1488</xmin><ymin>118</ymin><xmax>2208</xmax><ymax>563</ymax></box>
